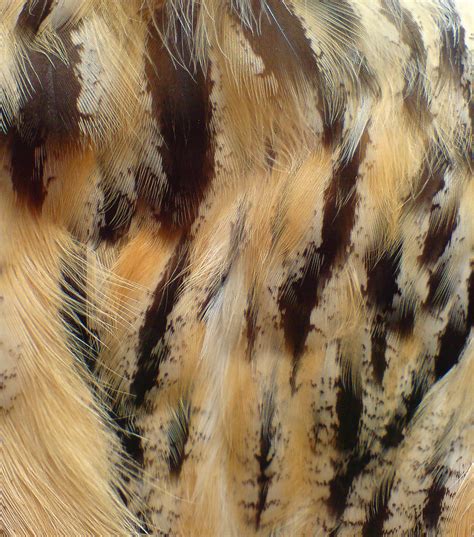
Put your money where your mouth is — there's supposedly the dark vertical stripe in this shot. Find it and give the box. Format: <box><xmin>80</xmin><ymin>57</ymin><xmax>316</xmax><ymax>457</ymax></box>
<box><xmin>278</xmin><ymin>132</ymin><xmax>369</xmax><ymax>390</ymax></box>
<box><xmin>318</xmin><ymin>130</ymin><xmax>369</xmax><ymax>286</ymax></box>
<box><xmin>278</xmin><ymin>241</ymin><xmax>319</xmax><ymax>392</ymax></box>
<box><xmin>245</xmin><ymin>289</ymin><xmax>258</xmax><ymax>361</ymax></box>
<box><xmin>198</xmin><ymin>211</ymin><xmax>245</xmax><ymax>319</ymax></box>
<box><xmin>143</xmin><ymin>7</ymin><xmax>214</xmax><ymax>229</ymax></box>
<box><xmin>365</xmin><ymin>247</ymin><xmax>401</xmax><ymax>311</ymax></box>
<box><xmin>335</xmin><ymin>377</ymin><xmax>362</xmax><ymax>452</ymax></box>
<box><xmin>278</xmin><ymin>131</ymin><xmax>368</xmax><ymax>390</ymax></box>
<box><xmin>327</xmin><ymin>452</ymin><xmax>371</xmax><ymax>521</ymax></box>
<box><xmin>235</xmin><ymin>0</ymin><xmax>358</xmax><ymax>148</ymax></box>
<box><xmin>238</xmin><ymin>0</ymin><xmax>320</xmax><ymax>79</ymax></box>
<box><xmin>439</xmin><ymin>16</ymin><xmax>466</xmax><ymax>82</ymax></box>
<box><xmin>327</xmin><ymin>363</ymin><xmax>368</xmax><ymax>520</ymax></box>
<box><xmin>422</xmin><ymin>479</ymin><xmax>447</xmax><ymax>530</ymax></box>
<box><xmin>255</xmin><ymin>394</ymin><xmax>275</xmax><ymax>529</ymax></box>
<box><xmin>131</xmin><ymin>238</ymin><xmax>189</xmax><ymax>406</ymax></box>
<box><xmin>365</xmin><ymin>247</ymin><xmax>403</xmax><ymax>384</ymax></box>
<box><xmin>370</xmin><ymin>328</ymin><xmax>388</xmax><ymax>384</ymax></box>
<box><xmin>421</xmin><ymin>212</ymin><xmax>458</xmax><ymax>269</ymax></box>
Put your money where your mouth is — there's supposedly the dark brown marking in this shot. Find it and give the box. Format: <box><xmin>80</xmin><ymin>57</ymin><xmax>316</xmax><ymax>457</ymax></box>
<box><xmin>434</xmin><ymin>271</ymin><xmax>472</xmax><ymax>380</ymax></box>
<box><xmin>381</xmin><ymin>0</ymin><xmax>430</xmax><ymax>120</ymax></box>
<box><xmin>278</xmin><ymin>242</ymin><xmax>319</xmax><ymax>392</ymax></box>
<box><xmin>440</xmin><ymin>17</ymin><xmax>466</xmax><ymax>82</ymax></box>
<box><xmin>319</xmin><ymin>130</ymin><xmax>369</xmax><ymax>287</ymax></box>
<box><xmin>237</xmin><ymin>0</ymin><xmax>358</xmax><ymax>148</ymax></box>
<box><xmin>327</xmin><ymin>353</ymin><xmax>368</xmax><ymax>521</ymax></box>
<box><xmin>98</xmin><ymin>189</ymin><xmax>136</xmax><ymax>244</ymax></box>
<box><xmin>382</xmin><ymin>377</ymin><xmax>425</xmax><ymax>448</ymax></box>
<box><xmin>199</xmin><ymin>269</ymin><xmax>230</xmax><ymax>321</ymax></box>
<box><xmin>17</xmin><ymin>0</ymin><xmax>53</xmax><ymax>34</ymax></box>
<box><xmin>19</xmin><ymin>34</ymin><xmax>83</xmax><ymax>143</ymax></box>
<box><xmin>131</xmin><ymin>238</ymin><xmax>189</xmax><ymax>406</ymax></box>
<box><xmin>371</xmin><ymin>328</ymin><xmax>388</xmax><ymax>384</ymax></box>
<box><xmin>327</xmin><ymin>452</ymin><xmax>371</xmax><ymax>521</ymax></box>
<box><xmin>240</xmin><ymin>0</ymin><xmax>321</xmax><ymax>80</ymax></box>
<box><xmin>255</xmin><ymin>394</ymin><xmax>275</xmax><ymax>530</ymax></box>
<box><xmin>198</xmin><ymin>211</ymin><xmax>245</xmax><ymax>319</ymax></box>
<box><xmin>361</xmin><ymin>477</ymin><xmax>394</xmax><ymax>537</ymax></box>
<box><xmin>411</xmin><ymin>148</ymin><xmax>447</xmax><ymax>213</ymax></box>
<box><xmin>420</xmin><ymin>212</ymin><xmax>458</xmax><ymax>268</ymax></box>
<box><xmin>113</xmin><ymin>410</ymin><xmax>144</xmax><ymax>470</ymax></box>
<box><xmin>143</xmin><ymin>6</ymin><xmax>215</xmax><ymax>229</ymax></box>
<box><xmin>365</xmin><ymin>247</ymin><xmax>401</xmax><ymax>312</ymax></box>
<box><xmin>425</xmin><ymin>261</ymin><xmax>450</xmax><ymax>311</ymax></box>
<box><xmin>279</xmin><ymin>131</ymin><xmax>368</xmax><ymax>390</ymax></box>
<box><xmin>60</xmin><ymin>255</ymin><xmax>100</xmax><ymax>374</ymax></box>
<box><xmin>10</xmin><ymin>128</ymin><xmax>46</xmax><ymax>210</ymax></box>
<box><xmin>416</xmin><ymin>144</ymin><xmax>459</xmax><ymax>309</ymax></box>
<box><xmin>9</xmin><ymin>32</ymin><xmax>82</xmax><ymax>208</ymax></box>
<box><xmin>391</xmin><ymin>300</ymin><xmax>416</xmax><ymax>337</ymax></box>
<box><xmin>422</xmin><ymin>478</ymin><xmax>447</xmax><ymax>530</ymax></box>
<box><xmin>335</xmin><ymin>377</ymin><xmax>362</xmax><ymax>452</ymax></box>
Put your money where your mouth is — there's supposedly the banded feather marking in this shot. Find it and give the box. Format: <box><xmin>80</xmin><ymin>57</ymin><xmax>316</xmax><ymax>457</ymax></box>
<box><xmin>327</xmin><ymin>373</ymin><xmax>368</xmax><ymax>520</ymax></box>
<box><xmin>278</xmin><ymin>131</ymin><xmax>369</xmax><ymax>390</ymax></box>
<box><xmin>434</xmin><ymin>269</ymin><xmax>473</xmax><ymax>380</ymax></box>
<box><xmin>423</xmin><ymin>476</ymin><xmax>448</xmax><ymax>531</ymax></box>
<box><xmin>381</xmin><ymin>0</ymin><xmax>431</xmax><ymax>121</ymax></box>
<box><xmin>144</xmin><ymin>6</ymin><xmax>215</xmax><ymax>229</ymax></box>
<box><xmin>2</xmin><ymin>1</ymin><xmax>472</xmax><ymax>535</ymax></box>
<box><xmin>131</xmin><ymin>237</ymin><xmax>190</xmax><ymax>406</ymax></box>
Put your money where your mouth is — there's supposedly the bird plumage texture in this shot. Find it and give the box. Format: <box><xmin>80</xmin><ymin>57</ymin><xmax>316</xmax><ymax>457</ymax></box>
<box><xmin>0</xmin><ymin>0</ymin><xmax>473</xmax><ymax>535</ymax></box>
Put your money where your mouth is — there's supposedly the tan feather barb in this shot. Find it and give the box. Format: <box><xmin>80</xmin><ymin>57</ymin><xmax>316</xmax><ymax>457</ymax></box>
<box><xmin>1</xmin><ymin>0</ymin><xmax>473</xmax><ymax>535</ymax></box>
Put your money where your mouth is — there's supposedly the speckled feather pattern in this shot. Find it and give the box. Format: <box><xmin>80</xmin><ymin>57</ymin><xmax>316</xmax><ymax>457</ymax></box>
<box><xmin>0</xmin><ymin>0</ymin><xmax>473</xmax><ymax>535</ymax></box>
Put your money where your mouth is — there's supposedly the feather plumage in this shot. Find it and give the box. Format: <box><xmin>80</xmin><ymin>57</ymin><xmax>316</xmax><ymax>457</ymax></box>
<box><xmin>1</xmin><ymin>0</ymin><xmax>472</xmax><ymax>534</ymax></box>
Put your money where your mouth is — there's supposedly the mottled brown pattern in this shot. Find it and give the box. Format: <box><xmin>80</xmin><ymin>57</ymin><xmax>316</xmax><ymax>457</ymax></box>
<box><xmin>1</xmin><ymin>1</ymin><xmax>472</xmax><ymax>536</ymax></box>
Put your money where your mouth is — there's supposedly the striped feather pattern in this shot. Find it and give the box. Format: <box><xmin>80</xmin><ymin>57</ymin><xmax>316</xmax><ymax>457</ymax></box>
<box><xmin>0</xmin><ymin>0</ymin><xmax>472</xmax><ymax>535</ymax></box>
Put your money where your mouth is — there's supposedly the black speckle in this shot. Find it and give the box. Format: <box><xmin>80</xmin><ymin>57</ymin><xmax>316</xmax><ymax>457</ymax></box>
<box><xmin>382</xmin><ymin>378</ymin><xmax>425</xmax><ymax>448</ymax></box>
